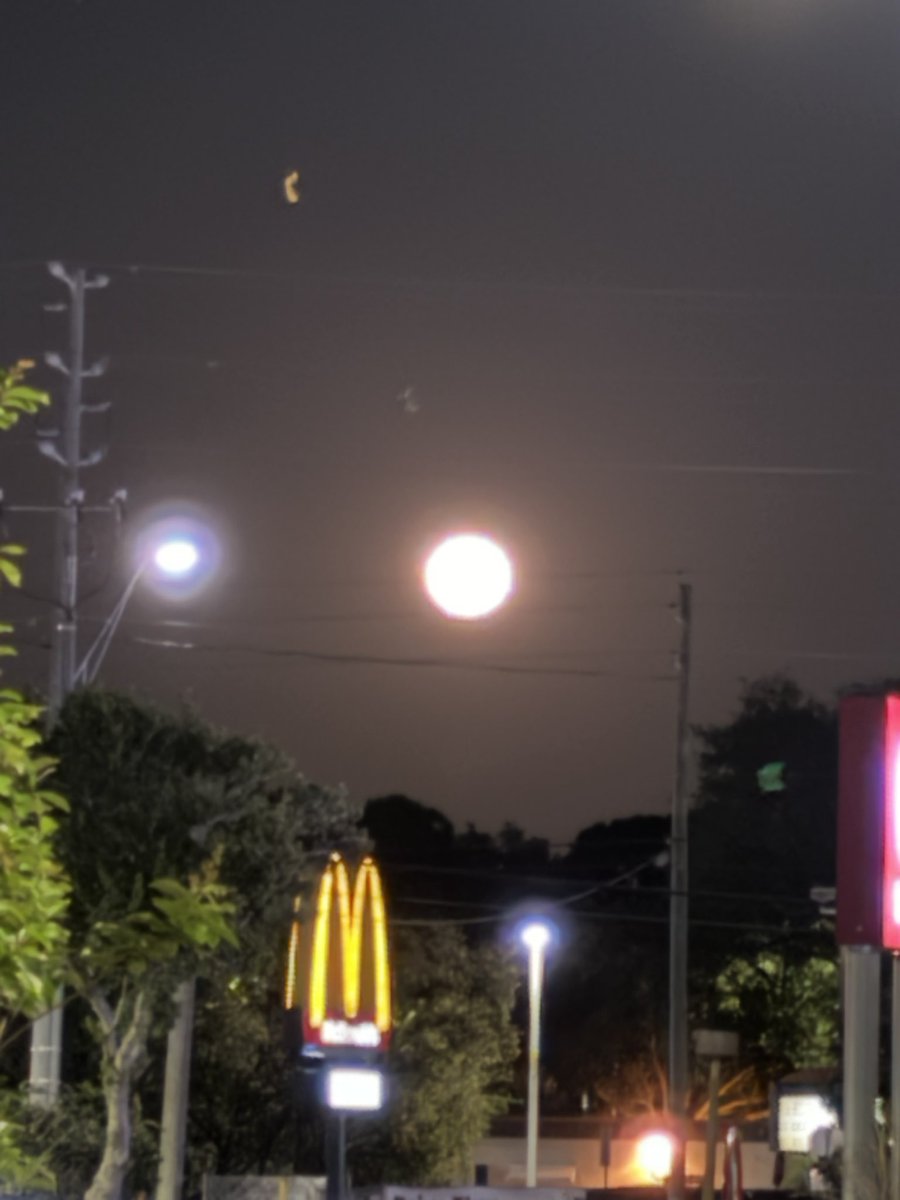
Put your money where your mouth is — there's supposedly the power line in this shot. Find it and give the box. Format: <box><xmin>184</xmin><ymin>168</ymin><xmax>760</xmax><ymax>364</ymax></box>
<box><xmin>391</xmin><ymin>908</ymin><xmax>830</xmax><ymax>937</ymax></box>
<box><xmin>124</xmin><ymin>636</ymin><xmax>676</xmax><ymax>682</ymax></box>
<box><xmin>6</xmin><ymin>257</ymin><xmax>900</xmax><ymax>309</ymax></box>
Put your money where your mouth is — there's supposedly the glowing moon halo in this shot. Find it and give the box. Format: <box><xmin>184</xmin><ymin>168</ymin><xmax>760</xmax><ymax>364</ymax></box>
<box><xmin>423</xmin><ymin>533</ymin><xmax>515</xmax><ymax>620</ymax></box>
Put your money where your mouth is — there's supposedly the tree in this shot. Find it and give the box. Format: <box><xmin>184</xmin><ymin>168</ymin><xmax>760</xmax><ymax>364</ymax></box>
<box><xmin>181</xmin><ymin>969</ymin><xmax>295</xmax><ymax>1186</ymax></box>
<box><xmin>0</xmin><ymin>361</ymin><xmax>71</xmax><ymax>1188</ymax></box>
<box><xmin>712</xmin><ymin>945</ymin><xmax>838</xmax><ymax>1075</ymax></box>
<box><xmin>542</xmin><ymin>921</ymin><xmax>669</xmax><ymax>1117</ymax></box>
<box><xmin>48</xmin><ymin>689</ymin><xmax>357</xmax><ymax>1200</ymax></box>
<box><xmin>691</xmin><ymin>675</ymin><xmax>837</xmax><ymax>906</ymax></box>
<box><xmin>350</xmin><ymin>926</ymin><xmax>518</xmax><ymax>1185</ymax></box>
<box><xmin>688</xmin><ymin>675</ymin><xmax>840</xmax><ymax>1107</ymax></box>
<box><xmin>0</xmin><ymin>360</ymin><xmax>67</xmax><ymax>1025</ymax></box>
<box><xmin>362</xmin><ymin>794</ymin><xmax>456</xmax><ymax>864</ymax></box>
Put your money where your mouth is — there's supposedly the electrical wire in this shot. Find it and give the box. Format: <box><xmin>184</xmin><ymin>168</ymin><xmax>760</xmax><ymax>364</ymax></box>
<box><xmin>47</xmin><ymin>259</ymin><xmax>900</xmax><ymax>309</ymax></box>
<box><xmin>391</xmin><ymin>907</ymin><xmax>828</xmax><ymax>936</ymax></box>
<box><xmin>126</xmin><ymin>636</ymin><xmax>676</xmax><ymax>682</ymax></box>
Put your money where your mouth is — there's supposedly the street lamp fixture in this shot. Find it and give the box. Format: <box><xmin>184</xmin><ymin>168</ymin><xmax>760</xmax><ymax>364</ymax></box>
<box><xmin>74</xmin><ymin>523</ymin><xmax>215</xmax><ymax>687</ymax></box>
<box><xmin>30</xmin><ymin>516</ymin><xmax>219</xmax><ymax>1109</ymax></box>
<box><xmin>153</xmin><ymin>537</ymin><xmax>200</xmax><ymax>578</ymax></box>
<box><xmin>519</xmin><ymin>917</ymin><xmax>555</xmax><ymax>1188</ymax></box>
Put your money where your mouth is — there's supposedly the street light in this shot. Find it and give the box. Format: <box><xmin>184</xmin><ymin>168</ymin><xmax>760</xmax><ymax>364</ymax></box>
<box><xmin>520</xmin><ymin>918</ymin><xmax>554</xmax><ymax>1188</ymax></box>
<box><xmin>153</xmin><ymin>537</ymin><xmax>200</xmax><ymax>578</ymax></box>
<box><xmin>30</xmin><ymin>518</ymin><xmax>217</xmax><ymax>1107</ymax></box>
<box><xmin>74</xmin><ymin>522</ymin><xmax>216</xmax><ymax>687</ymax></box>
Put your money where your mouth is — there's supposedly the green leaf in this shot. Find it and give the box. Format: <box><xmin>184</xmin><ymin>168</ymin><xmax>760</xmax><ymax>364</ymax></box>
<box><xmin>0</xmin><ymin>559</ymin><xmax>22</xmax><ymax>587</ymax></box>
<box><xmin>757</xmin><ymin>761</ymin><xmax>787</xmax><ymax>794</ymax></box>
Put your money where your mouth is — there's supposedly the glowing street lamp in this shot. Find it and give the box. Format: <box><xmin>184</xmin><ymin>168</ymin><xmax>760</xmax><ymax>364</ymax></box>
<box><xmin>520</xmin><ymin>918</ymin><xmax>554</xmax><ymax>1187</ymax></box>
<box><xmin>423</xmin><ymin>532</ymin><xmax>515</xmax><ymax>620</ymax></box>
<box><xmin>30</xmin><ymin>516</ymin><xmax>218</xmax><ymax>1110</ymax></box>
<box><xmin>152</xmin><ymin>536</ymin><xmax>200</xmax><ymax>578</ymax></box>
<box><xmin>74</xmin><ymin>523</ymin><xmax>215</xmax><ymax>687</ymax></box>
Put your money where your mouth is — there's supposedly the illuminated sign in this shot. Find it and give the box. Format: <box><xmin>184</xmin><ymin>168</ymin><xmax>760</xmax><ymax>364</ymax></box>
<box><xmin>325</xmin><ymin>1066</ymin><xmax>385</xmax><ymax>1111</ymax></box>
<box><xmin>884</xmin><ymin>697</ymin><xmax>900</xmax><ymax>948</ymax></box>
<box><xmin>284</xmin><ymin>854</ymin><xmax>392</xmax><ymax>1052</ymax></box>
<box><xmin>776</xmin><ymin>1093</ymin><xmax>837</xmax><ymax>1154</ymax></box>
<box><xmin>838</xmin><ymin>692</ymin><xmax>900</xmax><ymax>949</ymax></box>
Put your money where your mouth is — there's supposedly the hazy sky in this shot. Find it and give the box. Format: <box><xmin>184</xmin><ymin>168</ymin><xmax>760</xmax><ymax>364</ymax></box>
<box><xmin>3</xmin><ymin>0</ymin><xmax>900</xmax><ymax>839</ymax></box>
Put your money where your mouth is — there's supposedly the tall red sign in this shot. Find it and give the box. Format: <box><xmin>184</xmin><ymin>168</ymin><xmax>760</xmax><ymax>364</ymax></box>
<box><xmin>837</xmin><ymin>692</ymin><xmax>900</xmax><ymax>949</ymax></box>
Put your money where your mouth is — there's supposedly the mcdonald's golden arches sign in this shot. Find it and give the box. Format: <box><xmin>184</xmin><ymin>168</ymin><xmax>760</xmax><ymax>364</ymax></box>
<box><xmin>284</xmin><ymin>854</ymin><xmax>392</xmax><ymax>1052</ymax></box>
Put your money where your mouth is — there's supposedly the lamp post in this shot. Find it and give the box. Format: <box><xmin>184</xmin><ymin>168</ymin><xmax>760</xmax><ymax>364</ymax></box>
<box><xmin>29</xmin><ymin>524</ymin><xmax>214</xmax><ymax>1107</ymax></box>
<box><xmin>74</xmin><ymin>535</ymin><xmax>202</xmax><ymax>687</ymax></box>
<box><xmin>520</xmin><ymin>919</ymin><xmax>552</xmax><ymax>1188</ymax></box>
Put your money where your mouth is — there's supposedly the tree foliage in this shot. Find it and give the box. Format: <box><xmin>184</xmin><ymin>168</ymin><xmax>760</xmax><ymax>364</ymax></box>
<box><xmin>351</xmin><ymin>926</ymin><xmax>518</xmax><ymax>1185</ymax></box>
<box><xmin>712</xmin><ymin>947</ymin><xmax>838</xmax><ymax>1074</ymax></box>
<box><xmin>688</xmin><ymin>675</ymin><xmax>840</xmax><ymax>1111</ymax></box>
<box><xmin>0</xmin><ymin>361</ymin><xmax>69</xmax><ymax>1189</ymax></box>
<box><xmin>691</xmin><ymin>675</ymin><xmax>837</xmax><ymax>904</ymax></box>
<box><xmin>0</xmin><ymin>361</ymin><xmax>66</xmax><ymax>1025</ymax></box>
<box><xmin>47</xmin><ymin>689</ymin><xmax>357</xmax><ymax>1200</ymax></box>
<box><xmin>542</xmin><ymin>920</ymin><xmax>668</xmax><ymax>1117</ymax></box>
<box><xmin>183</xmin><ymin>969</ymin><xmax>295</xmax><ymax>1186</ymax></box>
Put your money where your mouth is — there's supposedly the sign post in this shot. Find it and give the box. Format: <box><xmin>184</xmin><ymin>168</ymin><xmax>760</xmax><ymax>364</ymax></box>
<box><xmin>285</xmin><ymin>855</ymin><xmax>392</xmax><ymax>1200</ymax></box>
<box><xmin>836</xmin><ymin>692</ymin><xmax>900</xmax><ymax>1200</ymax></box>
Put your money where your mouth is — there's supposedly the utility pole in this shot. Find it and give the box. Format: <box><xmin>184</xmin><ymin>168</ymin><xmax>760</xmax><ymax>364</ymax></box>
<box><xmin>157</xmin><ymin>978</ymin><xmax>197</xmax><ymax>1200</ymax></box>
<box><xmin>843</xmin><ymin>945</ymin><xmax>880</xmax><ymax>1200</ymax></box>
<box><xmin>667</xmin><ymin>581</ymin><xmax>692</xmax><ymax>1200</ymax></box>
<box><xmin>29</xmin><ymin>261</ymin><xmax>109</xmax><ymax>1107</ymax></box>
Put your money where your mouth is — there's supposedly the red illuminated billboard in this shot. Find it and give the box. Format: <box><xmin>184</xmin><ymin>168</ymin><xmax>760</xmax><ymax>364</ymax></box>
<box><xmin>837</xmin><ymin>692</ymin><xmax>900</xmax><ymax>949</ymax></box>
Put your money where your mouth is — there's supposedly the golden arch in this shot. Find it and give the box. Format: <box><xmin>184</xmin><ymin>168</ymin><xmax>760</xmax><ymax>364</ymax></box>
<box><xmin>285</xmin><ymin>854</ymin><xmax>391</xmax><ymax>1037</ymax></box>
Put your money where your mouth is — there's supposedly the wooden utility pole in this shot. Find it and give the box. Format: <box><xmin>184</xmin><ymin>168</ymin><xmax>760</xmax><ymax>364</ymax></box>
<box><xmin>667</xmin><ymin>581</ymin><xmax>692</xmax><ymax>1200</ymax></box>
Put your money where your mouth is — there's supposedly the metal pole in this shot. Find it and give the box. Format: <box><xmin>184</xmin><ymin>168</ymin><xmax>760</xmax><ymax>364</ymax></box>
<box><xmin>47</xmin><ymin>265</ymin><xmax>85</xmax><ymax>720</ymax></box>
<box><xmin>525</xmin><ymin>940</ymin><xmax>545</xmax><ymax>1187</ymax></box>
<box><xmin>842</xmin><ymin>945</ymin><xmax>880</xmax><ymax>1200</ymax></box>
<box><xmin>701</xmin><ymin>1057</ymin><xmax>721</xmax><ymax>1200</ymax></box>
<box><xmin>30</xmin><ymin>266</ymin><xmax>86</xmax><ymax>1107</ymax></box>
<box><xmin>157</xmin><ymin>978</ymin><xmax>197</xmax><ymax>1200</ymax></box>
<box><xmin>337</xmin><ymin>1113</ymin><xmax>347</xmax><ymax>1200</ymax></box>
<box><xmin>892</xmin><ymin>954</ymin><xmax>900</xmax><ymax>1200</ymax></box>
<box><xmin>668</xmin><ymin>581</ymin><xmax>692</xmax><ymax>1200</ymax></box>
<box><xmin>325</xmin><ymin>1114</ymin><xmax>341</xmax><ymax>1200</ymax></box>
<box><xmin>29</xmin><ymin>263</ymin><xmax>109</xmax><ymax>1107</ymax></box>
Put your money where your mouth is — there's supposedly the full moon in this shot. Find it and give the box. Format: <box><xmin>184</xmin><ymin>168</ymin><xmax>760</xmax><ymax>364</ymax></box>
<box><xmin>423</xmin><ymin>533</ymin><xmax>515</xmax><ymax>620</ymax></box>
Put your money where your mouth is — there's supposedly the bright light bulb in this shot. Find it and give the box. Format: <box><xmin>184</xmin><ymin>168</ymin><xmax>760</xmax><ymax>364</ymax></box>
<box><xmin>423</xmin><ymin>533</ymin><xmax>514</xmax><ymax>620</ymax></box>
<box><xmin>636</xmin><ymin>1133</ymin><xmax>674</xmax><ymax>1183</ymax></box>
<box><xmin>521</xmin><ymin>921</ymin><xmax>552</xmax><ymax>951</ymax></box>
<box><xmin>154</xmin><ymin>538</ymin><xmax>199</xmax><ymax>578</ymax></box>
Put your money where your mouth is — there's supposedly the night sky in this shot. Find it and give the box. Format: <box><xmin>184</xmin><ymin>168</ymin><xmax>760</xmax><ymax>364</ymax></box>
<box><xmin>3</xmin><ymin>0</ymin><xmax>900</xmax><ymax>840</ymax></box>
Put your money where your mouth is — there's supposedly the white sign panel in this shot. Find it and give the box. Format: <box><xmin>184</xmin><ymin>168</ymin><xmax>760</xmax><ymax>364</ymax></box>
<box><xmin>777</xmin><ymin>1093</ymin><xmax>837</xmax><ymax>1154</ymax></box>
<box><xmin>325</xmin><ymin>1066</ymin><xmax>384</xmax><ymax>1112</ymax></box>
